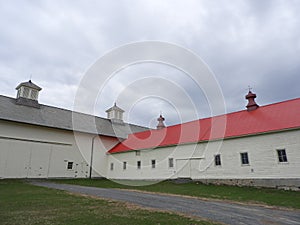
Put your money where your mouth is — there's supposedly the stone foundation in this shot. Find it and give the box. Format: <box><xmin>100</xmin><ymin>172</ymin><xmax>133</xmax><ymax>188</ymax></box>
<box><xmin>193</xmin><ymin>178</ymin><xmax>300</xmax><ymax>191</ymax></box>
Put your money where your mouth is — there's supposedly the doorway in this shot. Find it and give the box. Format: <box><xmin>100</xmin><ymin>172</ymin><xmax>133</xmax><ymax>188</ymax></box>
<box><xmin>176</xmin><ymin>159</ymin><xmax>191</xmax><ymax>178</ymax></box>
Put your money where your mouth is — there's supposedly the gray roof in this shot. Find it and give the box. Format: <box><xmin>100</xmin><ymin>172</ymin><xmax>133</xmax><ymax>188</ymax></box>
<box><xmin>0</xmin><ymin>95</ymin><xmax>148</xmax><ymax>139</ymax></box>
<box><xmin>105</xmin><ymin>103</ymin><xmax>125</xmax><ymax>112</ymax></box>
<box><xmin>15</xmin><ymin>80</ymin><xmax>42</xmax><ymax>91</ymax></box>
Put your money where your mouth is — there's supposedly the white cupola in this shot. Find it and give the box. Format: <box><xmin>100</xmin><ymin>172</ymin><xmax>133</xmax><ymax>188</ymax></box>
<box><xmin>105</xmin><ymin>103</ymin><xmax>125</xmax><ymax>124</ymax></box>
<box><xmin>15</xmin><ymin>80</ymin><xmax>42</xmax><ymax>107</ymax></box>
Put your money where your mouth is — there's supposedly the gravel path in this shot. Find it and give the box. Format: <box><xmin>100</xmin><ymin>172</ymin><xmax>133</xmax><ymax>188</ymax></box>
<box><xmin>31</xmin><ymin>181</ymin><xmax>300</xmax><ymax>225</ymax></box>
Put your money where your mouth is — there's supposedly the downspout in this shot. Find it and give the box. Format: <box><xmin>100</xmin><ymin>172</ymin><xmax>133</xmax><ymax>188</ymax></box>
<box><xmin>89</xmin><ymin>135</ymin><xmax>98</xmax><ymax>179</ymax></box>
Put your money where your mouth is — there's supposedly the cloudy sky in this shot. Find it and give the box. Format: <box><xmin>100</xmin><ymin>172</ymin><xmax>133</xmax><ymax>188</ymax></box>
<box><xmin>0</xmin><ymin>0</ymin><xmax>299</xmax><ymax>128</ymax></box>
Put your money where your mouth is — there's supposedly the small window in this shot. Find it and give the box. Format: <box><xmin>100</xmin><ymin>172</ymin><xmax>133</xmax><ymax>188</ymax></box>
<box><xmin>67</xmin><ymin>162</ymin><xmax>73</xmax><ymax>170</ymax></box>
<box><xmin>110</xmin><ymin>163</ymin><xmax>114</xmax><ymax>171</ymax></box>
<box><xmin>151</xmin><ymin>160</ymin><xmax>156</xmax><ymax>169</ymax></box>
<box><xmin>30</xmin><ymin>90</ymin><xmax>38</xmax><ymax>100</ymax></box>
<box><xmin>116</xmin><ymin>111</ymin><xmax>122</xmax><ymax>120</ymax></box>
<box><xmin>123</xmin><ymin>161</ymin><xmax>127</xmax><ymax>170</ymax></box>
<box><xmin>108</xmin><ymin>111</ymin><xmax>113</xmax><ymax>119</ymax></box>
<box><xmin>240</xmin><ymin>152</ymin><xmax>249</xmax><ymax>165</ymax></box>
<box><xmin>168</xmin><ymin>158</ymin><xmax>174</xmax><ymax>168</ymax></box>
<box><xmin>277</xmin><ymin>149</ymin><xmax>288</xmax><ymax>162</ymax></box>
<box><xmin>22</xmin><ymin>87</ymin><xmax>30</xmax><ymax>98</ymax></box>
<box><xmin>137</xmin><ymin>161</ymin><xmax>141</xmax><ymax>169</ymax></box>
<box><xmin>118</xmin><ymin>111</ymin><xmax>123</xmax><ymax>120</ymax></box>
<box><xmin>215</xmin><ymin>154</ymin><xmax>221</xmax><ymax>166</ymax></box>
<box><xmin>17</xmin><ymin>90</ymin><xmax>21</xmax><ymax>98</ymax></box>
<box><xmin>136</xmin><ymin>151</ymin><xmax>141</xmax><ymax>156</ymax></box>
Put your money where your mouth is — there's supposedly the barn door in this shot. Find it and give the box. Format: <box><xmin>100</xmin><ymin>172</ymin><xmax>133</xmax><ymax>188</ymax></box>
<box><xmin>0</xmin><ymin>140</ymin><xmax>9</xmax><ymax>178</ymax></box>
<box><xmin>27</xmin><ymin>144</ymin><xmax>52</xmax><ymax>178</ymax></box>
<box><xmin>176</xmin><ymin>159</ymin><xmax>191</xmax><ymax>178</ymax></box>
<box><xmin>4</xmin><ymin>142</ymin><xmax>31</xmax><ymax>178</ymax></box>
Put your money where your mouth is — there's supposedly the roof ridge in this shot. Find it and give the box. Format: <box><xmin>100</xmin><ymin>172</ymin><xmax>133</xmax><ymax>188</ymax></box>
<box><xmin>133</xmin><ymin>96</ymin><xmax>300</xmax><ymax>133</ymax></box>
<box><xmin>0</xmin><ymin>94</ymin><xmax>148</xmax><ymax>130</ymax></box>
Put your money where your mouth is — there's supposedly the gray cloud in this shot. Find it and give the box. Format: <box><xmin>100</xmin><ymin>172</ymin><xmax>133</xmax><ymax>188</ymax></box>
<box><xmin>0</xmin><ymin>0</ymin><xmax>299</xmax><ymax>128</ymax></box>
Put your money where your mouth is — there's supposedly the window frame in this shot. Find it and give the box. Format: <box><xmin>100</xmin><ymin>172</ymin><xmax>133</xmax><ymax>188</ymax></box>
<box><xmin>30</xmin><ymin>89</ymin><xmax>38</xmax><ymax>100</ymax></box>
<box><xmin>277</xmin><ymin>149</ymin><xmax>288</xmax><ymax>163</ymax></box>
<box><xmin>240</xmin><ymin>152</ymin><xmax>249</xmax><ymax>165</ymax></box>
<box><xmin>123</xmin><ymin>161</ymin><xmax>127</xmax><ymax>170</ymax></box>
<box><xmin>108</xmin><ymin>111</ymin><xmax>113</xmax><ymax>119</ymax></box>
<box><xmin>168</xmin><ymin>158</ymin><xmax>174</xmax><ymax>168</ymax></box>
<box><xmin>151</xmin><ymin>159</ymin><xmax>156</xmax><ymax>169</ymax></box>
<box><xmin>137</xmin><ymin>161</ymin><xmax>141</xmax><ymax>169</ymax></box>
<box><xmin>22</xmin><ymin>87</ymin><xmax>30</xmax><ymax>98</ymax></box>
<box><xmin>214</xmin><ymin>154</ymin><xmax>221</xmax><ymax>166</ymax></box>
<box><xmin>67</xmin><ymin>161</ymin><xmax>73</xmax><ymax>170</ymax></box>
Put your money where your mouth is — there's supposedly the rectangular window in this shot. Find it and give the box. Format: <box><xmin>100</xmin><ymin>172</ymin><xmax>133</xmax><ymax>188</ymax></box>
<box><xmin>215</xmin><ymin>154</ymin><xmax>221</xmax><ymax>166</ymax></box>
<box><xmin>151</xmin><ymin>160</ymin><xmax>156</xmax><ymax>169</ymax></box>
<box><xmin>136</xmin><ymin>151</ymin><xmax>140</xmax><ymax>156</ymax></box>
<box><xmin>168</xmin><ymin>158</ymin><xmax>174</xmax><ymax>168</ymax></box>
<box><xmin>30</xmin><ymin>90</ymin><xmax>38</xmax><ymax>100</ymax></box>
<box><xmin>110</xmin><ymin>163</ymin><xmax>114</xmax><ymax>171</ymax></box>
<box><xmin>240</xmin><ymin>152</ymin><xmax>249</xmax><ymax>165</ymax></box>
<box><xmin>137</xmin><ymin>161</ymin><xmax>141</xmax><ymax>169</ymax></box>
<box><xmin>22</xmin><ymin>87</ymin><xmax>30</xmax><ymax>98</ymax></box>
<box><xmin>277</xmin><ymin>149</ymin><xmax>288</xmax><ymax>162</ymax></box>
<box><xmin>123</xmin><ymin>161</ymin><xmax>127</xmax><ymax>170</ymax></box>
<box><xmin>108</xmin><ymin>111</ymin><xmax>113</xmax><ymax>119</ymax></box>
<box><xmin>67</xmin><ymin>162</ymin><xmax>73</xmax><ymax>170</ymax></box>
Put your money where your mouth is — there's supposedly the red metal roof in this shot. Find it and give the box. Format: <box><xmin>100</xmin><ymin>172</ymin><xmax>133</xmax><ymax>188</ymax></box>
<box><xmin>108</xmin><ymin>97</ymin><xmax>300</xmax><ymax>154</ymax></box>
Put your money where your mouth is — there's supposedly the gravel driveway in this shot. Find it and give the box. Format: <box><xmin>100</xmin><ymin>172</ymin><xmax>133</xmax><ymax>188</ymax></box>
<box><xmin>31</xmin><ymin>181</ymin><xmax>300</xmax><ymax>225</ymax></box>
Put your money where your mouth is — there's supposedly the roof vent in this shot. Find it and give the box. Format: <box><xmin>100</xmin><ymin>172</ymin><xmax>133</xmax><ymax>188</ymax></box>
<box><xmin>15</xmin><ymin>80</ymin><xmax>42</xmax><ymax>108</ymax></box>
<box><xmin>105</xmin><ymin>102</ymin><xmax>125</xmax><ymax>124</ymax></box>
<box><xmin>245</xmin><ymin>90</ymin><xmax>259</xmax><ymax>111</ymax></box>
<box><xmin>156</xmin><ymin>114</ymin><xmax>166</xmax><ymax>130</ymax></box>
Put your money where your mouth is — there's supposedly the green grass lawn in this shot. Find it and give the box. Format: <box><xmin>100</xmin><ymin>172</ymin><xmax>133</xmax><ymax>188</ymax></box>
<box><xmin>0</xmin><ymin>180</ymin><xmax>217</xmax><ymax>225</ymax></box>
<box><xmin>53</xmin><ymin>178</ymin><xmax>300</xmax><ymax>209</ymax></box>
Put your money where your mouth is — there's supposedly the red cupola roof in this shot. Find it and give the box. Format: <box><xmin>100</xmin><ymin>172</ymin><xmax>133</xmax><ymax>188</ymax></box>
<box><xmin>156</xmin><ymin>114</ymin><xmax>166</xmax><ymax>130</ymax></box>
<box><xmin>245</xmin><ymin>90</ymin><xmax>259</xmax><ymax>111</ymax></box>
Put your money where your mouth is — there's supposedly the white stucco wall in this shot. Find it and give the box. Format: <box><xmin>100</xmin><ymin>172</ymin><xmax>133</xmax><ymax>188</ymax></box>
<box><xmin>107</xmin><ymin>129</ymin><xmax>300</xmax><ymax>180</ymax></box>
<box><xmin>0</xmin><ymin>120</ymin><xmax>118</xmax><ymax>178</ymax></box>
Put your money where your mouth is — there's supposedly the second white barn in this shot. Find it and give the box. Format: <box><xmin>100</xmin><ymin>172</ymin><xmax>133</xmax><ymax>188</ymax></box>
<box><xmin>107</xmin><ymin>92</ymin><xmax>300</xmax><ymax>189</ymax></box>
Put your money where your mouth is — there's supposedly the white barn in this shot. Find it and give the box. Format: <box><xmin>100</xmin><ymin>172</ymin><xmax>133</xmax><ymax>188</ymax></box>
<box><xmin>0</xmin><ymin>80</ymin><xmax>147</xmax><ymax>179</ymax></box>
<box><xmin>1</xmin><ymin>80</ymin><xmax>300</xmax><ymax>189</ymax></box>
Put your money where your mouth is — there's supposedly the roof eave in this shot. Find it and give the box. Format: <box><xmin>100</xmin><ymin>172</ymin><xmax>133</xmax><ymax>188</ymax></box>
<box><xmin>108</xmin><ymin>126</ymin><xmax>300</xmax><ymax>154</ymax></box>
